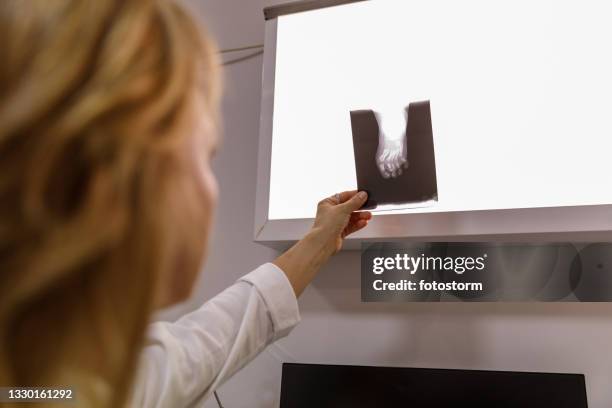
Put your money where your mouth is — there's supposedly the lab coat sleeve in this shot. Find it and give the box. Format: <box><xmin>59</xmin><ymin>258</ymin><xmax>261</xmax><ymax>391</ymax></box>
<box><xmin>129</xmin><ymin>263</ymin><xmax>301</xmax><ymax>408</ymax></box>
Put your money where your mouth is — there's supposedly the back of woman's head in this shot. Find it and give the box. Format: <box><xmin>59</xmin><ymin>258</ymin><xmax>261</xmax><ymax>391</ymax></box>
<box><xmin>0</xmin><ymin>0</ymin><xmax>219</xmax><ymax>406</ymax></box>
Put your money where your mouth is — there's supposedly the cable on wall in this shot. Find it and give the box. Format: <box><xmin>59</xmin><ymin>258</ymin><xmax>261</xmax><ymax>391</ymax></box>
<box><xmin>219</xmin><ymin>44</ymin><xmax>264</xmax><ymax>66</ymax></box>
<box><xmin>222</xmin><ymin>50</ymin><xmax>264</xmax><ymax>66</ymax></box>
<box><xmin>220</xmin><ymin>44</ymin><xmax>264</xmax><ymax>54</ymax></box>
<box><xmin>213</xmin><ymin>390</ymin><xmax>225</xmax><ymax>407</ymax></box>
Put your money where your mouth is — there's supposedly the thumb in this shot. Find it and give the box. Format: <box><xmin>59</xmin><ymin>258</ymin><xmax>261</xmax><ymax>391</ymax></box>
<box><xmin>340</xmin><ymin>191</ymin><xmax>368</xmax><ymax>213</ymax></box>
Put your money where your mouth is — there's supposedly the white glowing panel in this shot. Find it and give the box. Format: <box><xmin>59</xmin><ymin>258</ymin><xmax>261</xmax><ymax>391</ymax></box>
<box><xmin>269</xmin><ymin>0</ymin><xmax>612</xmax><ymax>220</ymax></box>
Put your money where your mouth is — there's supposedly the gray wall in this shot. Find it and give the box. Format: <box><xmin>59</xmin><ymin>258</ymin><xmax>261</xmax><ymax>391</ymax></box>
<box><xmin>159</xmin><ymin>1</ymin><xmax>612</xmax><ymax>406</ymax></box>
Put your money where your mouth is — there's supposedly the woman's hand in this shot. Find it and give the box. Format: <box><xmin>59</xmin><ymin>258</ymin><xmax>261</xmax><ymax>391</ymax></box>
<box><xmin>312</xmin><ymin>190</ymin><xmax>372</xmax><ymax>255</ymax></box>
<box><xmin>273</xmin><ymin>190</ymin><xmax>372</xmax><ymax>297</ymax></box>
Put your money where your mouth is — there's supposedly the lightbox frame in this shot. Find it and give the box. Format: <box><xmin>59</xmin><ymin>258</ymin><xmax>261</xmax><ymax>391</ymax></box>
<box><xmin>254</xmin><ymin>0</ymin><xmax>612</xmax><ymax>250</ymax></box>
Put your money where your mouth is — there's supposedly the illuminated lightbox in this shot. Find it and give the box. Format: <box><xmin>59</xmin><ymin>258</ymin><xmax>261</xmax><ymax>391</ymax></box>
<box><xmin>254</xmin><ymin>0</ymin><xmax>612</xmax><ymax>248</ymax></box>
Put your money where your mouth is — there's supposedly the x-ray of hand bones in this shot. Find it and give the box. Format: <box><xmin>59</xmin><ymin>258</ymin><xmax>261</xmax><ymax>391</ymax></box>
<box><xmin>373</xmin><ymin>107</ymin><xmax>408</xmax><ymax>178</ymax></box>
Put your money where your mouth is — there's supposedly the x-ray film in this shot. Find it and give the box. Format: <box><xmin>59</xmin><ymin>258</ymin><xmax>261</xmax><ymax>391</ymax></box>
<box><xmin>350</xmin><ymin>101</ymin><xmax>438</xmax><ymax>211</ymax></box>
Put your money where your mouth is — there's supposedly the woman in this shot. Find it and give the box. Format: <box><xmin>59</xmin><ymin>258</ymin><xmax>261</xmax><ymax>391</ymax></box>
<box><xmin>0</xmin><ymin>1</ymin><xmax>372</xmax><ymax>406</ymax></box>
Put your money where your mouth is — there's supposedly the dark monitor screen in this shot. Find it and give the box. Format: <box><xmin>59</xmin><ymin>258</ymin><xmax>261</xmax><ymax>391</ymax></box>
<box><xmin>280</xmin><ymin>363</ymin><xmax>587</xmax><ymax>408</ymax></box>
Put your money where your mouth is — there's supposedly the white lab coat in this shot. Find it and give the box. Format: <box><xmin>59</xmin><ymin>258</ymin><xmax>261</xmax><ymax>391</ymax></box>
<box><xmin>129</xmin><ymin>263</ymin><xmax>301</xmax><ymax>407</ymax></box>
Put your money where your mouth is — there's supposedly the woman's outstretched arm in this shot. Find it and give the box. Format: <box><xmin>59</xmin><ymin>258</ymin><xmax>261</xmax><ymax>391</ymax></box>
<box><xmin>130</xmin><ymin>191</ymin><xmax>370</xmax><ymax>407</ymax></box>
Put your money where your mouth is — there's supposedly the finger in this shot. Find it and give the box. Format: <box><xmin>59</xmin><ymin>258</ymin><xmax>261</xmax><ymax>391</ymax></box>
<box><xmin>332</xmin><ymin>190</ymin><xmax>359</xmax><ymax>205</ymax></box>
<box><xmin>342</xmin><ymin>219</ymin><xmax>369</xmax><ymax>238</ymax></box>
<box><xmin>345</xmin><ymin>212</ymin><xmax>372</xmax><ymax>232</ymax></box>
<box><xmin>345</xmin><ymin>211</ymin><xmax>371</xmax><ymax>232</ymax></box>
<box><xmin>355</xmin><ymin>211</ymin><xmax>372</xmax><ymax>220</ymax></box>
<box><xmin>319</xmin><ymin>195</ymin><xmax>338</xmax><ymax>207</ymax></box>
<box><xmin>340</xmin><ymin>190</ymin><xmax>368</xmax><ymax>213</ymax></box>
<box><xmin>321</xmin><ymin>190</ymin><xmax>358</xmax><ymax>207</ymax></box>
<box><xmin>346</xmin><ymin>212</ymin><xmax>361</xmax><ymax>228</ymax></box>
<box><xmin>347</xmin><ymin>211</ymin><xmax>368</xmax><ymax>226</ymax></box>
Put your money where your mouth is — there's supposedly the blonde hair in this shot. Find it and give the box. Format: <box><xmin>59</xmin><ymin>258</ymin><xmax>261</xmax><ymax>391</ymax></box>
<box><xmin>0</xmin><ymin>0</ymin><xmax>219</xmax><ymax>406</ymax></box>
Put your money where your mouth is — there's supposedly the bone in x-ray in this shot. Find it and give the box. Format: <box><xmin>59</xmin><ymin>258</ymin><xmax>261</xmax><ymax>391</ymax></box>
<box><xmin>373</xmin><ymin>107</ymin><xmax>409</xmax><ymax>179</ymax></box>
<box><xmin>350</xmin><ymin>101</ymin><xmax>438</xmax><ymax>210</ymax></box>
